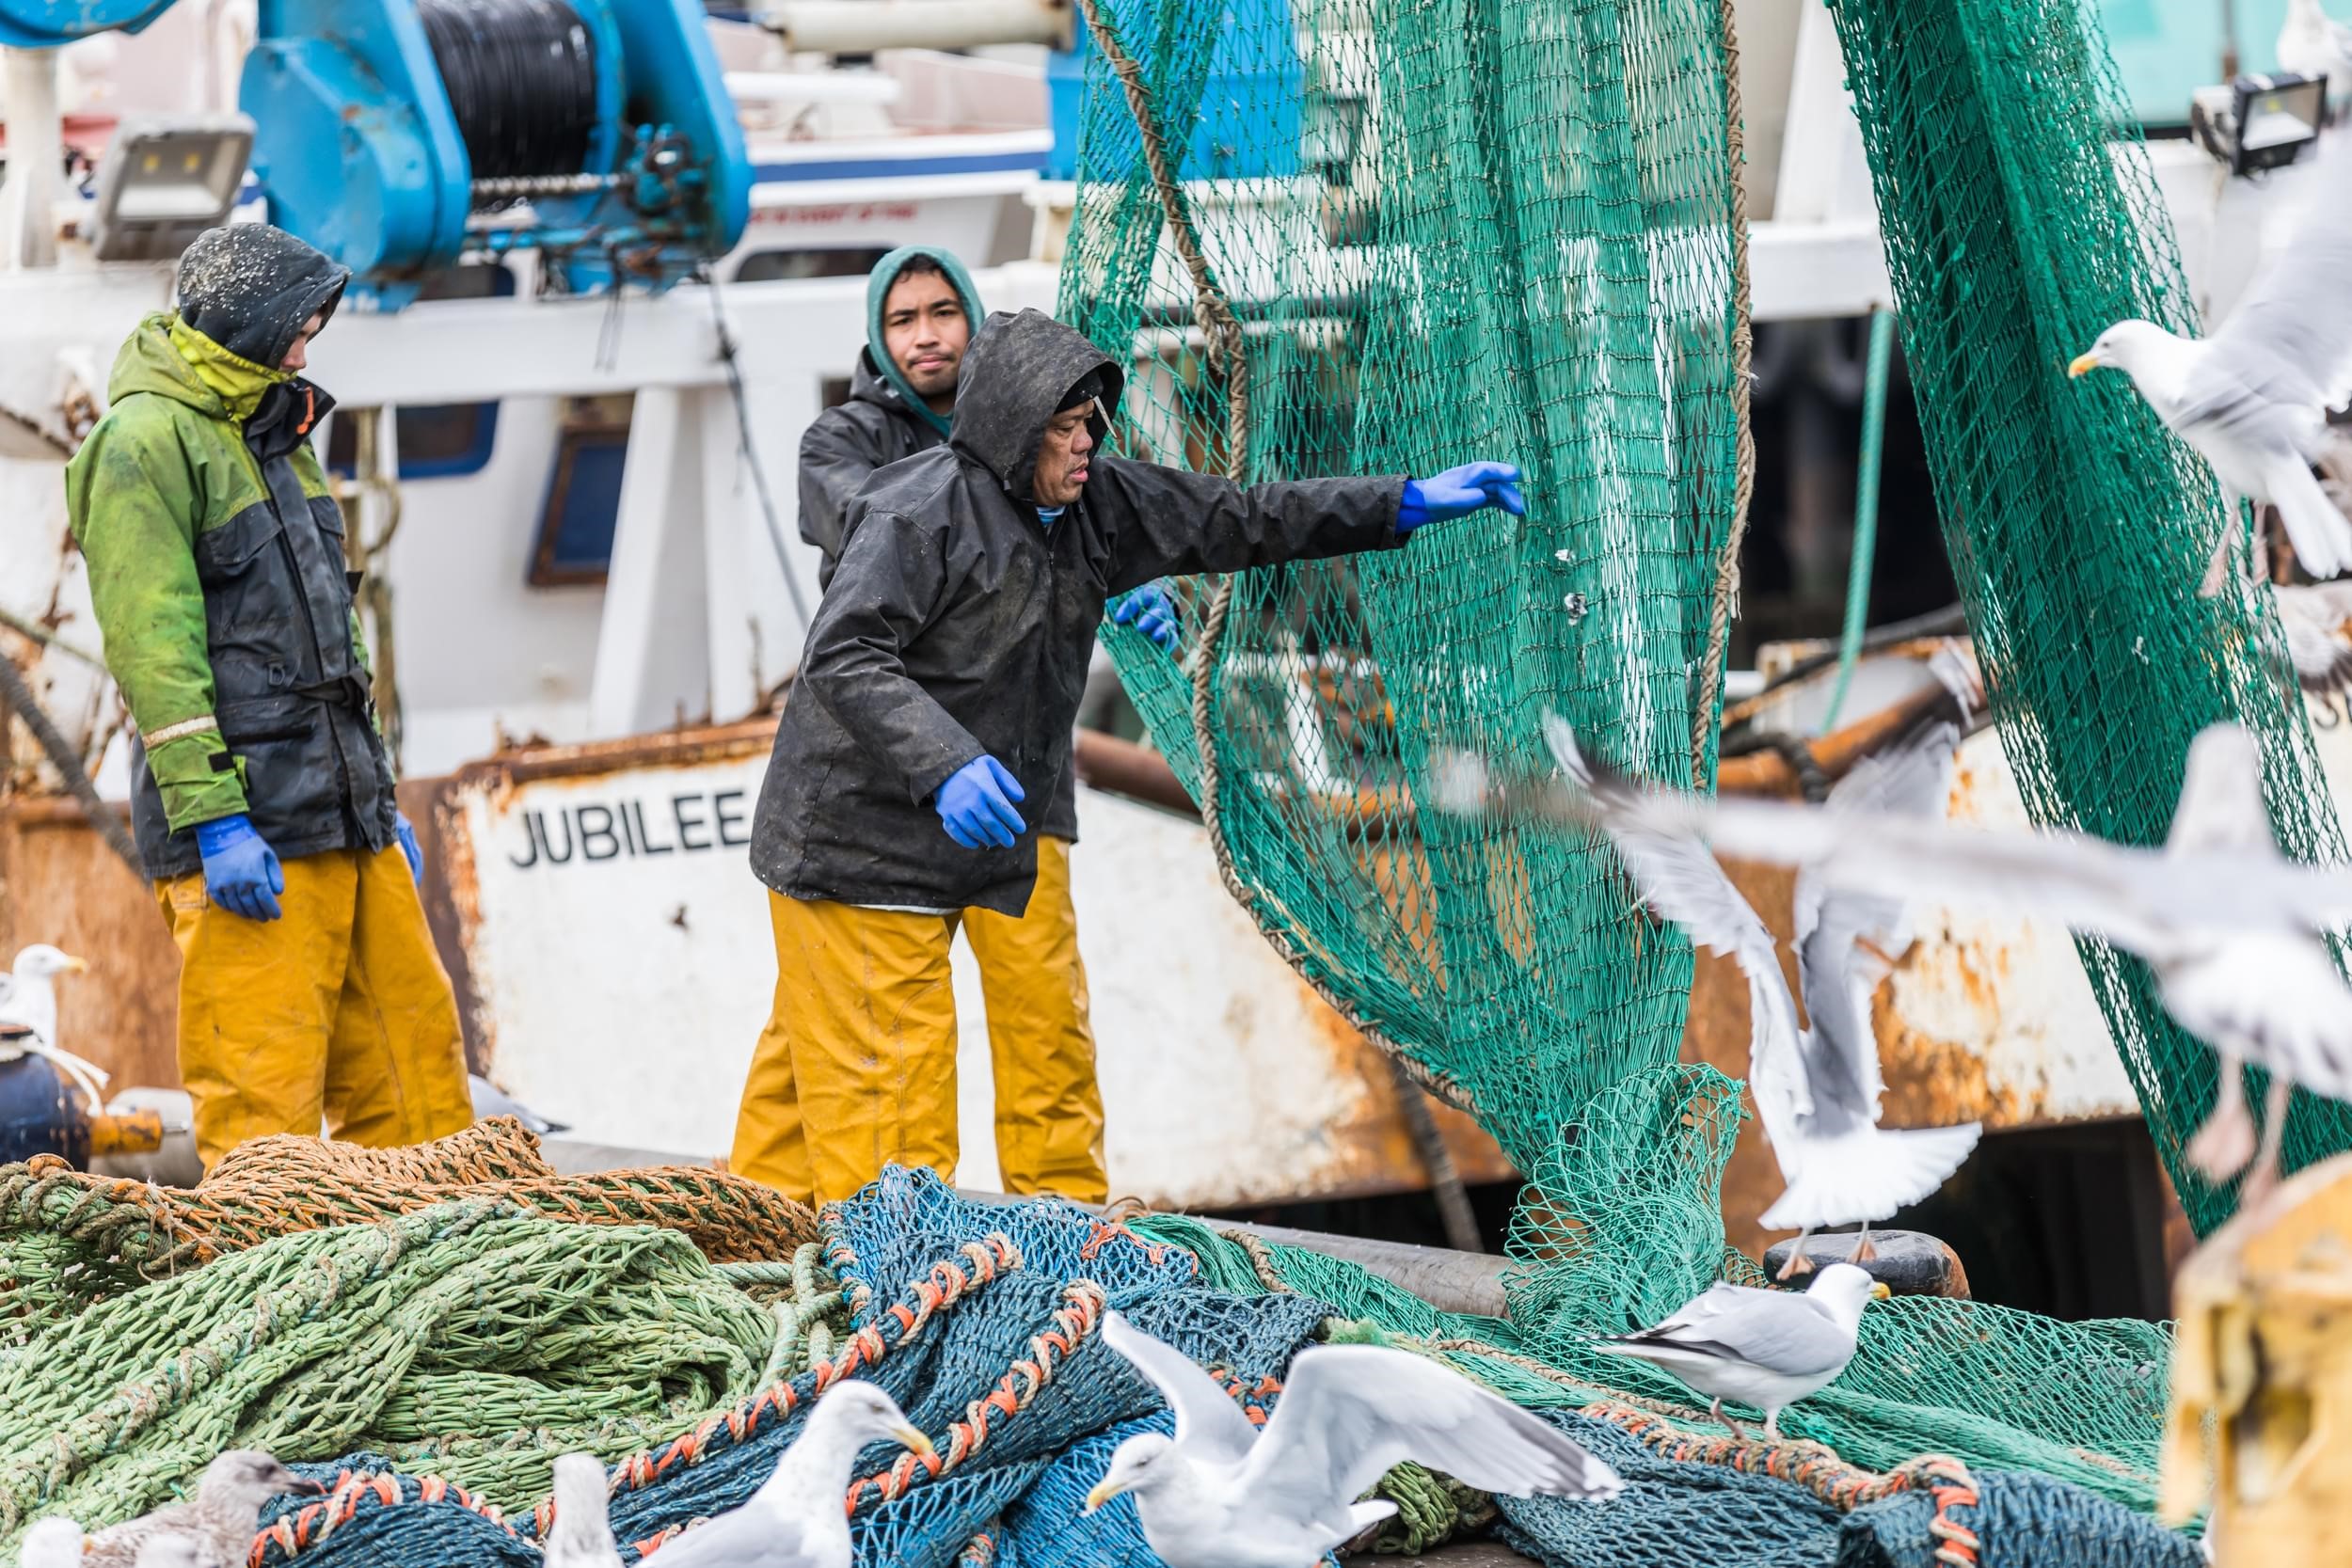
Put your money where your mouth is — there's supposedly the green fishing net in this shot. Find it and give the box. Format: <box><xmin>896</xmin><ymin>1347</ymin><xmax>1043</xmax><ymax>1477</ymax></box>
<box><xmin>1051</xmin><ymin>0</ymin><xmax>2315</xmax><ymax>1526</ymax></box>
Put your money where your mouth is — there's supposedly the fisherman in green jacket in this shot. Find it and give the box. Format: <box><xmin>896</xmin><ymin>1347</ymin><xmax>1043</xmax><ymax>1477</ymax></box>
<box><xmin>64</xmin><ymin>224</ymin><xmax>473</xmax><ymax>1170</ymax></box>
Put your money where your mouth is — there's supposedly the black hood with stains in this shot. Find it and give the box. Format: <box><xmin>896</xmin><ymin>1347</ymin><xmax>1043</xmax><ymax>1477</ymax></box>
<box><xmin>174</xmin><ymin>225</ymin><xmax>351</xmax><ymax>370</ymax></box>
<box><xmin>949</xmin><ymin>309</ymin><xmax>1125</xmax><ymax>503</ymax></box>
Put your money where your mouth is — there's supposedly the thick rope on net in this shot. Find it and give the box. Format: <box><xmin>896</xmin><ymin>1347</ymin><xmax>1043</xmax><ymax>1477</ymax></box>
<box><xmin>0</xmin><ymin>1121</ymin><xmax>816</xmax><ymax>1333</ymax></box>
<box><xmin>1817</xmin><ymin>0</ymin><xmax>2352</xmax><ymax>1233</ymax></box>
<box><xmin>0</xmin><ymin>1166</ymin><xmax>2172</xmax><ymax>1568</ymax></box>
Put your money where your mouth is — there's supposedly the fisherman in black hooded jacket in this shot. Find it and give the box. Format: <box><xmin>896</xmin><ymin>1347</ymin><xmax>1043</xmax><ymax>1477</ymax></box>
<box><xmin>739</xmin><ymin>308</ymin><xmax>1524</xmax><ymax>1203</ymax></box>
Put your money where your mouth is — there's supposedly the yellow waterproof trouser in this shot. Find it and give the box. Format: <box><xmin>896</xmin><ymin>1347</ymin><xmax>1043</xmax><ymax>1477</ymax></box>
<box><xmin>159</xmin><ymin>845</ymin><xmax>474</xmax><ymax>1170</ymax></box>
<box><xmin>732</xmin><ymin>836</ymin><xmax>1108</xmax><ymax>1206</ymax></box>
<box><xmin>963</xmin><ymin>835</ymin><xmax>1108</xmax><ymax>1203</ymax></box>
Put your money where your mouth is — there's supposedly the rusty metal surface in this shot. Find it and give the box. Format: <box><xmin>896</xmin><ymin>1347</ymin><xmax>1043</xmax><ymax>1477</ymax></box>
<box><xmin>1687</xmin><ymin>721</ymin><xmax>2143</xmax><ymax>1259</ymax></box>
<box><xmin>0</xmin><ymin>796</ymin><xmax>182</xmax><ymax>1093</ymax></box>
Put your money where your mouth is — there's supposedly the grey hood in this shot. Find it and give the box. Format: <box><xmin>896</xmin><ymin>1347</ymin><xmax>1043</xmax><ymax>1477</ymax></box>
<box><xmin>949</xmin><ymin>309</ymin><xmax>1125</xmax><ymax>503</ymax></box>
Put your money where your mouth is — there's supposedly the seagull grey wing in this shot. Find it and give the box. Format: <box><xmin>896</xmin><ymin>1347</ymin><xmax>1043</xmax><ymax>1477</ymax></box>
<box><xmin>2206</xmin><ymin>138</ymin><xmax>2352</xmax><ymax>406</ymax></box>
<box><xmin>640</xmin><ymin>1508</ymin><xmax>809</xmax><ymax>1568</ymax></box>
<box><xmin>1100</xmin><ymin>1310</ymin><xmax>1259</xmax><ymax>1465</ymax></box>
<box><xmin>1239</xmin><ymin>1347</ymin><xmax>1620</xmax><ymax>1519</ymax></box>
<box><xmin>1542</xmin><ymin>716</ymin><xmax>1812</xmax><ymax>1127</ymax></box>
<box><xmin>1627</xmin><ymin>1291</ymin><xmax>1854</xmax><ymax>1382</ymax></box>
<box><xmin>1701</xmin><ymin>800</ymin><xmax>2182</xmax><ymax>954</ymax></box>
<box><xmin>1790</xmin><ymin>725</ymin><xmax>1958</xmax><ymax>1124</ymax></box>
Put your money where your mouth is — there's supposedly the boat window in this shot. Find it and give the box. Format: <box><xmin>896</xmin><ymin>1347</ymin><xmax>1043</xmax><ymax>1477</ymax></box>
<box><xmin>326</xmin><ymin>264</ymin><xmax>515</xmax><ymax>480</ymax></box>
<box><xmin>530</xmin><ymin>394</ymin><xmax>634</xmax><ymax>587</ymax></box>
<box><xmin>732</xmin><ymin>245</ymin><xmax>893</xmax><ymax>283</ymax></box>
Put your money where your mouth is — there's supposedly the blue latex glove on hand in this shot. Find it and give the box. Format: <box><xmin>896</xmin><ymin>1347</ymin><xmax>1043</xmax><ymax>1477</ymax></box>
<box><xmin>1108</xmin><ymin>581</ymin><xmax>1180</xmax><ymax>650</ymax></box>
<box><xmin>197</xmin><ymin>813</ymin><xmax>285</xmax><ymax>922</ymax></box>
<box><xmin>1397</xmin><ymin>461</ymin><xmax>1527</xmax><ymax>534</ymax></box>
<box><xmin>936</xmin><ymin>756</ymin><xmax>1028</xmax><ymax>849</ymax></box>
<box><xmin>395</xmin><ymin>813</ymin><xmax>423</xmax><ymax>884</ymax></box>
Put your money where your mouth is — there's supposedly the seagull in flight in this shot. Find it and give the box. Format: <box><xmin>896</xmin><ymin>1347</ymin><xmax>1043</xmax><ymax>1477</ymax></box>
<box><xmin>2070</xmin><ymin>139</ymin><xmax>2352</xmax><ymax>584</ymax></box>
<box><xmin>1543</xmin><ymin>718</ymin><xmax>1981</xmax><ymax>1275</ymax></box>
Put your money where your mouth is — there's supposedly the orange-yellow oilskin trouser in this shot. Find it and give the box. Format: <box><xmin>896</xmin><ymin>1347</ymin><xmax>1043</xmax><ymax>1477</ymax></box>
<box><xmin>159</xmin><ymin>844</ymin><xmax>475</xmax><ymax>1170</ymax></box>
<box><xmin>731</xmin><ymin>833</ymin><xmax>1109</xmax><ymax>1207</ymax></box>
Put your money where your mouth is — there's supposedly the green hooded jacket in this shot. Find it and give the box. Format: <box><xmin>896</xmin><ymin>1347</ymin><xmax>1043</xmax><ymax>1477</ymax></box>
<box><xmin>65</xmin><ymin>305</ymin><xmax>393</xmax><ymax>879</ymax></box>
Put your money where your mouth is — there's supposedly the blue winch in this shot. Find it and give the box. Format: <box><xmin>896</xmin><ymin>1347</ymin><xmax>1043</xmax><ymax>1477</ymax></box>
<box><xmin>241</xmin><ymin>0</ymin><xmax>750</xmax><ymax>304</ymax></box>
<box><xmin>0</xmin><ymin>0</ymin><xmax>174</xmax><ymax>46</ymax></box>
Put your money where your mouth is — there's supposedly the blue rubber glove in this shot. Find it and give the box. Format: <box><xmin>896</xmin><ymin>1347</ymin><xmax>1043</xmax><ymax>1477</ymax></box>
<box><xmin>1397</xmin><ymin>461</ymin><xmax>1527</xmax><ymax>534</ymax></box>
<box><xmin>395</xmin><ymin>813</ymin><xmax>423</xmax><ymax>884</ymax></box>
<box><xmin>935</xmin><ymin>756</ymin><xmax>1028</xmax><ymax>849</ymax></box>
<box><xmin>197</xmin><ymin>813</ymin><xmax>285</xmax><ymax>922</ymax></box>
<box><xmin>1108</xmin><ymin>581</ymin><xmax>1180</xmax><ymax>650</ymax></box>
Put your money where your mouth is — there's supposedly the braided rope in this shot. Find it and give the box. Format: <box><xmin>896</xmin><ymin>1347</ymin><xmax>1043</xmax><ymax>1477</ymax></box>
<box><xmin>1690</xmin><ymin>0</ymin><xmax>1760</xmax><ymax>787</ymax></box>
<box><xmin>1587</xmin><ymin>1401</ymin><xmax>1981</xmax><ymax>1558</ymax></box>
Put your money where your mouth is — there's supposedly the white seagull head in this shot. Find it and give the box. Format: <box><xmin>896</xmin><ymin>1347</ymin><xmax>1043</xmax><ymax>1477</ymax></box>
<box><xmin>1083</xmin><ymin>1431</ymin><xmax>1182</xmax><ymax>1513</ymax></box>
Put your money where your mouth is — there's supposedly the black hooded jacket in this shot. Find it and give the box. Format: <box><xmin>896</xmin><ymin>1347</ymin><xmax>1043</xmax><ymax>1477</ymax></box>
<box><xmin>751</xmin><ymin>309</ymin><xmax>1406</xmax><ymax>915</ymax></box>
<box><xmin>798</xmin><ymin>350</ymin><xmax>942</xmax><ymax>585</ymax></box>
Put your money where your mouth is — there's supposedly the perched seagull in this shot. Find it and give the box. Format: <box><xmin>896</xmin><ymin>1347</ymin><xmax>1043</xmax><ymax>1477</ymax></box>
<box><xmin>20</xmin><ymin>1518</ymin><xmax>87</xmax><ymax>1568</ymax></box>
<box><xmin>0</xmin><ymin>944</ymin><xmax>87</xmax><ymax>1049</ymax></box>
<box><xmin>470</xmin><ymin>1074</ymin><xmax>570</xmax><ymax>1136</ymax></box>
<box><xmin>640</xmin><ymin>1382</ymin><xmax>931</xmax><ymax>1568</ymax></box>
<box><xmin>1084</xmin><ymin>1310</ymin><xmax>1621</xmax><ymax>1568</ymax></box>
<box><xmin>2280</xmin><ymin>0</ymin><xmax>2352</xmax><ymax>109</ymax></box>
<box><xmin>542</xmin><ymin>1453</ymin><xmax>624</xmax><ymax>1568</ymax></box>
<box><xmin>1592</xmin><ymin>1263</ymin><xmax>1885</xmax><ymax>1442</ymax></box>
<box><xmin>1544</xmin><ymin>718</ymin><xmax>1981</xmax><ymax>1275</ymax></box>
<box><xmin>2069</xmin><ymin>139</ymin><xmax>2352</xmax><ymax>583</ymax></box>
<box><xmin>85</xmin><ymin>1451</ymin><xmax>320</xmax><ymax>1568</ymax></box>
<box><xmin>2274</xmin><ymin>579</ymin><xmax>2352</xmax><ymax>697</ymax></box>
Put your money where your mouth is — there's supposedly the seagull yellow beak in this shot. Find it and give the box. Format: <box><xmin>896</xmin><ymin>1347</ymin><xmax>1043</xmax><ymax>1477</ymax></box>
<box><xmin>2066</xmin><ymin>352</ymin><xmax>2101</xmax><ymax>379</ymax></box>
<box><xmin>59</xmin><ymin>955</ymin><xmax>88</xmax><ymax>974</ymax></box>
<box><xmin>893</xmin><ymin>1424</ymin><xmax>935</xmax><ymax>1459</ymax></box>
<box><xmin>1869</xmin><ymin>1282</ymin><xmax>1893</xmax><ymax>1301</ymax></box>
<box><xmin>1082</xmin><ymin>1480</ymin><xmax>1122</xmax><ymax>1516</ymax></box>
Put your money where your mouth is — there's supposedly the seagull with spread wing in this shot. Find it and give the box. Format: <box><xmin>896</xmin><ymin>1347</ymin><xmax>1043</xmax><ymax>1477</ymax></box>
<box><xmin>2069</xmin><ymin>139</ymin><xmax>2352</xmax><ymax>584</ymax></box>
<box><xmin>1528</xmin><ymin>722</ymin><xmax>2352</xmax><ymax>1205</ymax></box>
<box><xmin>1084</xmin><ymin>1311</ymin><xmax>1620</xmax><ymax>1568</ymax></box>
<box><xmin>640</xmin><ymin>1383</ymin><xmax>931</xmax><ymax>1568</ymax></box>
<box><xmin>1544</xmin><ymin>719</ymin><xmax>1981</xmax><ymax>1275</ymax></box>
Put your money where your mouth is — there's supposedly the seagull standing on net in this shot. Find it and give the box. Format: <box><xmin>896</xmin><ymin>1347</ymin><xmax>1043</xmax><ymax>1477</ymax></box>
<box><xmin>1565</xmin><ymin>723</ymin><xmax>2352</xmax><ymax>1205</ymax></box>
<box><xmin>1541</xmin><ymin>718</ymin><xmax>1981</xmax><ymax>1276</ymax></box>
<box><xmin>639</xmin><ymin>1382</ymin><xmax>932</xmax><ymax>1568</ymax></box>
<box><xmin>1592</xmin><ymin>1263</ymin><xmax>1886</xmax><ymax>1442</ymax></box>
<box><xmin>543</xmin><ymin>1453</ymin><xmax>624</xmax><ymax>1568</ymax></box>
<box><xmin>20</xmin><ymin>1518</ymin><xmax>87</xmax><ymax>1568</ymax></box>
<box><xmin>2069</xmin><ymin>138</ymin><xmax>2352</xmax><ymax>584</ymax></box>
<box><xmin>84</xmin><ymin>1451</ymin><xmax>320</xmax><ymax>1568</ymax></box>
<box><xmin>1083</xmin><ymin>1310</ymin><xmax>1621</xmax><ymax>1568</ymax></box>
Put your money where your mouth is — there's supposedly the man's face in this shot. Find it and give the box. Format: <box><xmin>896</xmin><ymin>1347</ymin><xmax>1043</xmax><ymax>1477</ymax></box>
<box><xmin>1031</xmin><ymin>403</ymin><xmax>1096</xmax><ymax>508</ymax></box>
<box><xmin>281</xmin><ymin>311</ymin><xmax>325</xmax><ymax>372</ymax></box>
<box><xmin>881</xmin><ymin>269</ymin><xmax>969</xmax><ymax>402</ymax></box>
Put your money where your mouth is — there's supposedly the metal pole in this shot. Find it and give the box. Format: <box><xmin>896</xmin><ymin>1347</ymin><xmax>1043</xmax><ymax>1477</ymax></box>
<box><xmin>1</xmin><ymin>47</ymin><xmax>62</xmax><ymax>270</ymax></box>
<box><xmin>761</xmin><ymin>0</ymin><xmax>1073</xmax><ymax>54</ymax></box>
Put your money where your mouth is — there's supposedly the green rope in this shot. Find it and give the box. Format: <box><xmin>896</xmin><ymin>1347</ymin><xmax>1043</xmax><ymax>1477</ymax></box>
<box><xmin>1820</xmin><ymin>306</ymin><xmax>1898</xmax><ymax>735</ymax></box>
<box><xmin>0</xmin><ymin>1202</ymin><xmax>785</xmax><ymax>1549</ymax></box>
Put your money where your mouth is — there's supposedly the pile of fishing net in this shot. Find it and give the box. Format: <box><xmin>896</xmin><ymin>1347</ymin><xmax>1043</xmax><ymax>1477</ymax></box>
<box><xmin>0</xmin><ymin>1133</ymin><xmax>2197</xmax><ymax>1567</ymax></box>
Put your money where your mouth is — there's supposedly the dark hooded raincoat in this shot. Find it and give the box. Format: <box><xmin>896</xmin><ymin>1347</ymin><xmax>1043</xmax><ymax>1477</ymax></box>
<box><xmin>64</xmin><ymin>225</ymin><xmax>391</xmax><ymax>881</ymax></box>
<box><xmin>751</xmin><ymin>308</ymin><xmax>1406</xmax><ymax>916</ymax></box>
